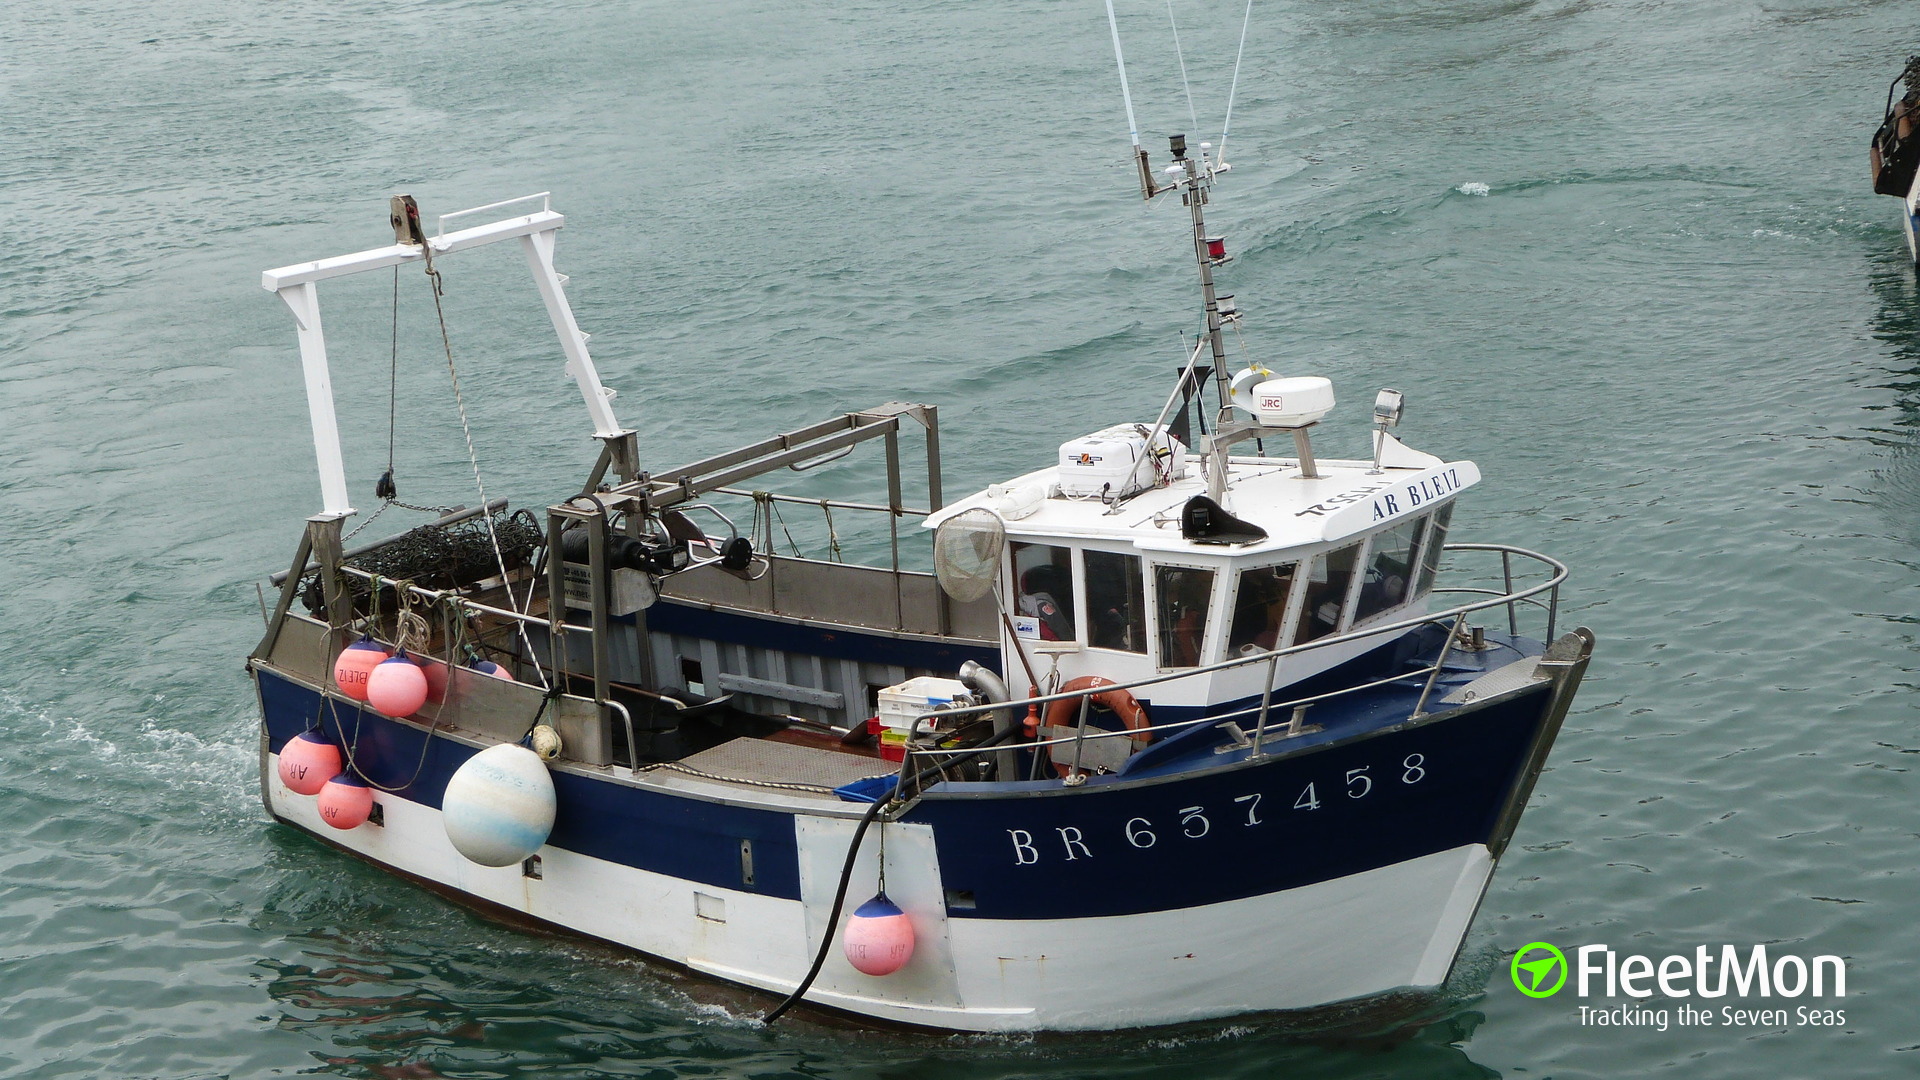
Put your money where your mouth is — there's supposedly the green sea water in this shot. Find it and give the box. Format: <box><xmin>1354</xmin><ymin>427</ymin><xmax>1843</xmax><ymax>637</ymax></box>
<box><xmin>4</xmin><ymin>1</ymin><xmax>1919</xmax><ymax>1076</ymax></box>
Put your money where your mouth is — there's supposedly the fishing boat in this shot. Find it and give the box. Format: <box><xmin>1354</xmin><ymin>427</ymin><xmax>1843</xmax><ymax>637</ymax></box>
<box><xmin>1871</xmin><ymin>55</ymin><xmax>1920</xmax><ymax>266</ymax></box>
<box><xmin>246</xmin><ymin>102</ymin><xmax>1593</xmax><ymax>1032</ymax></box>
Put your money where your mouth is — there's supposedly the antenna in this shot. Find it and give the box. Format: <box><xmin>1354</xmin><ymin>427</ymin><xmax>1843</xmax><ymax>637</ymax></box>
<box><xmin>1106</xmin><ymin>0</ymin><xmax>1166</xmax><ymax>201</ymax></box>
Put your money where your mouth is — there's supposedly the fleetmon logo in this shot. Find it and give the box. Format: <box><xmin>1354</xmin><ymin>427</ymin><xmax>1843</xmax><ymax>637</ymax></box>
<box><xmin>1512</xmin><ymin>942</ymin><xmax>1569</xmax><ymax>998</ymax></box>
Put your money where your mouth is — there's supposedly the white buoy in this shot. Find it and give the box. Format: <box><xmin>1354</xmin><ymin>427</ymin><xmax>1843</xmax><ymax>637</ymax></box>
<box><xmin>530</xmin><ymin>724</ymin><xmax>563</xmax><ymax>761</ymax></box>
<box><xmin>441</xmin><ymin>743</ymin><xmax>556</xmax><ymax>866</ymax></box>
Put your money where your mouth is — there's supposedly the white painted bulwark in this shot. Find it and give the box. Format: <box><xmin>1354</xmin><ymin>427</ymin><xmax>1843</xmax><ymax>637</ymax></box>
<box><xmin>941</xmin><ymin>844</ymin><xmax>1493</xmax><ymax>1030</ymax></box>
<box><xmin>792</xmin><ymin>817</ymin><xmax>961</xmax><ymax>1010</ymax></box>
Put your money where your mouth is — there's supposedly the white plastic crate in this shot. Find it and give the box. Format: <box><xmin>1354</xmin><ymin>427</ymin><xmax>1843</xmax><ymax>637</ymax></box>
<box><xmin>875</xmin><ymin>676</ymin><xmax>974</xmax><ymax>734</ymax></box>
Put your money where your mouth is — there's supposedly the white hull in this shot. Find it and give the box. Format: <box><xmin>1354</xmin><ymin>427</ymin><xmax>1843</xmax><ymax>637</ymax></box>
<box><xmin>269</xmin><ymin>753</ymin><xmax>1493</xmax><ymax>1031</ymax></box>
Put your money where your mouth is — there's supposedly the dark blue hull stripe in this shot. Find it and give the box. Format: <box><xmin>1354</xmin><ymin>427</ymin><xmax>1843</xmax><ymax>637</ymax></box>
<box><xmin>258</xmin><ymin>667</ymin><xmax>1551</xmax><ymax>921</ymax></box>
<box><xmin>907</xmin><ymin>687</ymin><xmax>1547</xmax><ymax>919</ymax></box>
<box><xmin>258</xmin><ymin>671</ymin><xmax>803</xmax><ymax>899</ymax></box>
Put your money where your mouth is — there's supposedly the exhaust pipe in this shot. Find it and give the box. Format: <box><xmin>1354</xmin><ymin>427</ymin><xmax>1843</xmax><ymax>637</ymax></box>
<box><xmin>959</xmin><ymin>660</ymin><xmax>1018</xmax><ymax>781</ymax></box>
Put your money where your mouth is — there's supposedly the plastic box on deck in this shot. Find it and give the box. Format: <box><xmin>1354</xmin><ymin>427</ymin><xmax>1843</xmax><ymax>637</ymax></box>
<box><xmin>1056</xmin><ymin>424</ymin><xmax>1186</xmax><ymax>499</ymax></box>
<box><xmin>871</xmin><ymin>676</ymin><xmax>974</xmax><ymax>760</ymax></box>
<box><xmin>876</xmin><ymin>676</ymin><xmax>973</xmax><ymax>733</ymax></box>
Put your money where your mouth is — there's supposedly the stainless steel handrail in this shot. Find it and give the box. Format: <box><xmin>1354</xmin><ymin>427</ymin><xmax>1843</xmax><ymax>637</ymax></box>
<box><xmin>897</xmin><ymin>542</ymin><xmax>1569</xmax><ymax>776</ymax></box>
<box><xmin>608</xmin><ymin>698</ymin><xmax>639</xmax><ymax>771</ymax></box>
<box><xmin>298</xmin><ymin>538</ymin><xmax>1567</xmax><ymax>783</ymax></box>
<box><xmin>323</xmin><ymin>563</ymin><xmax>594</xmax><ymax>636</ymax></box>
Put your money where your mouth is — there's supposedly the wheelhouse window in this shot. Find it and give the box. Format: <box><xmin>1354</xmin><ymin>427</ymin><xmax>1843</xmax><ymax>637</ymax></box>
<box><xmin>1085</xmin><ymin>549</ymin><xmax>1147</xmax><ymax>653</ymax></box>
<box><xmin>1293</xmin><ymin>543</ymin><xmax>1361</xmax><ymax>645</ymax></box>
<box><xmin>1227</xmin><ymin>563</ymin><xmax>1298</xmax><ymax>658</ymax></box>
<box><xmin>1011</xmin><ymin>542</ymin><xmax>1076</xmax><ymax>641</ymax></box>
<box><xmin>1353</xmin><ymin>513</ymin><xmax>1427</xmax><ymax>624</ymax></box>
<box><xmin>1155</xmin><ymin>565</ymin><xmax>1215</xmax><ymax>667</ymax></box>
<box><xmin>1415</xmin><ymin>502</ymin><xmax>1454</xmax><ymax>598</ymax></box>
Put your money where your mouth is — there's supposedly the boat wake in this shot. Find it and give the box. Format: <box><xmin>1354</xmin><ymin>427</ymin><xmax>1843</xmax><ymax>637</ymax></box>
<box><xmin>0</xmin><ymin>689</ymin><xmax>258</xmax><ymax>825</ymax></box>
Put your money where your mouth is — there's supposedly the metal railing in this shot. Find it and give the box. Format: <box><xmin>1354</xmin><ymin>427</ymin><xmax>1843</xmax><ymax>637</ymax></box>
<box><xmin>894</xmin><ymin>542</ymin><xmax>1569</xmax><ymax>790</ymax></box>
<box><xmin>1432</xmin><ymin>542</ymin><xmax>1560</xmax><ymax>644</ymax></box>
<box><xmin>285</xmin><ymin>540</ymin><xmax>1567</xmax><ymax>783</ymax></box>
<box><xmin>436</xmin><ymin>192</ymin><xmax>551</xmax><ymax>238</ymax></box>
<box><xmin>320</xmin><ymin>562</ymin><xmax>589</xmax><ymax>638</ymax></box>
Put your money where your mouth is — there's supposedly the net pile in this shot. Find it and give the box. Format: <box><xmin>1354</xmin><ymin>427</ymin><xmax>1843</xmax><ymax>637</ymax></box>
<box><xmin>301</xmin><ymin>509</ymin><xmax>544</xmax><ymax>616</ymax></box>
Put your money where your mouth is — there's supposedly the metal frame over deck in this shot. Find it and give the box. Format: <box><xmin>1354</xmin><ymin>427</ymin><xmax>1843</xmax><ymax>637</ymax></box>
<box><xmin>261</xmin><ymin>193</ymin><xmax>632</xmax><ymax>520</ymax></box>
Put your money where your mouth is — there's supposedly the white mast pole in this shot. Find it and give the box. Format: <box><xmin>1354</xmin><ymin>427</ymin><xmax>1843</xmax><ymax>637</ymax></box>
<box><xmin>276</xmin><ymin>281</ymin><xmax>354</xmax><ymax>518</ymax></box>
<box><xmin>1107</xmin><ymin>0</ymin><xmax>1163</xmax><ymax>200</ymax></box>
<box><xmin>264</xmin><ymin>199</ymin><xmax>631</xmax><ymax>513</ymax></box>
<box><xmin>521</xmin><ymin>229</ymin><xmax>628</xmax><ymax>440</ymax></box>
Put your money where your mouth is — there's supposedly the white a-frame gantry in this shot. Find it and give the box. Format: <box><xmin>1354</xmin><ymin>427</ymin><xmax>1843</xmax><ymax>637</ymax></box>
<box><xmin>261</xmin><ymin>193</ymin><xmax>630</xmax><ymax>520</ymax></box>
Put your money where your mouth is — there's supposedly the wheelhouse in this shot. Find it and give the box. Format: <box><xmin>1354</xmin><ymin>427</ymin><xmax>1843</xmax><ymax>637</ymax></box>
<box><xmin>928</xmin><ymin>439</ymin><xmax>1481</xmax><ymax>718</ymax></box>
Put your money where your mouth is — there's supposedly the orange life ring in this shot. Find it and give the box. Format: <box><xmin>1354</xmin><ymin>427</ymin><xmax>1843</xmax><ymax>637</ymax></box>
<box><xmin>1042</xmin><ymin>676</ymin><xmax>1151</xmax><ymax>777</ymax></box>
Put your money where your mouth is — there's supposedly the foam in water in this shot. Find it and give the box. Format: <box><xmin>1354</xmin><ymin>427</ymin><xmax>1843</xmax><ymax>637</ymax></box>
<box><xmin>1456</xmin><ymin>182</ymin><xmax>1491</xmax><ymax>197</ymax></box>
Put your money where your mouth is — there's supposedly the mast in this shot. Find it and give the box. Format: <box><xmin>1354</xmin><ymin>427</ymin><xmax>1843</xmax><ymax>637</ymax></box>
<box><xmin>1104</xmin><ymin>0</ymin><xmax>1231</xmax><ymax>425</ymax></box>
<box><xmin>1169</xmin><ymin>134</ymin><xmax>1232</xmax><ymax>424</ymax></box>
<box><xmin>1106</xmin><ymin>5</ymin><xmax>1306</xmax><ymax>500</ymax></box>
<box><xmin>1153</xmin><ymin>134</ymin><xmax>1253</xmax><ymax>500</ymax></box>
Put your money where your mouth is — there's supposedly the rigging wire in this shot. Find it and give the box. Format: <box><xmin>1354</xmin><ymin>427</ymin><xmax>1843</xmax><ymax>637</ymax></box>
<box><xmin>766</xmin><ymin>496</ymin><xmax>804</xmax><ymax>558</ymax></box>
<box><xmin>1104</xmin><ymin>0</ymin><xmax>1145</xmax><ymax>150</ymax></box>
<box><xmin>1219</xmin><ymin>0</ymin><xmax>1255</xmax><ymax>164</ymax></box>
<box><xmin>381</xmin><ymin>265</ymin><xmax>400</xmax><ymax>501</ymax></box>
<box><xmin>349</xmin><ymin>264</ymin><xmax>459</xmax><ymax>542</ymax></box>
<box><xmin>418</xmin><ymin>249</ymin><xmax>552</xmax><ymax>691</ymax></box>
<box><xmin>1166</xmin><ymin>0</ymin><xmax>1199</xmax><ymax>136</ymax></box>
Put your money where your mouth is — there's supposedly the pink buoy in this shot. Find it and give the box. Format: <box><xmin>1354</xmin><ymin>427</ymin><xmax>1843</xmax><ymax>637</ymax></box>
<box><xmin>332</xmin><ymin>636</ymin><xmax>390</xmax><ymax>702</ymax></box>
<box><xmin>470</xmin><ymin>658</ymin><xmax>515</xmax><ymax>682</ymax></box>
<box><xmin>367</xmin><ymin>651</ymin><xmax>429</xmax><ymax>717</ymax></box>
<box><xmin>842</xmin><ymin>893</ymin><xmax>915</xmax><ymax>976</ymax></box>
<box><xmin>420</xmin><ymin>657</ymin><xmax>450</xmax><ymax>704</ymax></box>
<box><xmin>277</xmin><ymin>732</ymin><xmax>341</xmax><ymax>796</ymax></box>
<box><xmin>317</xmin><ymin>774</ymin><xmax>375</xmax><ymax>829</ymax></box>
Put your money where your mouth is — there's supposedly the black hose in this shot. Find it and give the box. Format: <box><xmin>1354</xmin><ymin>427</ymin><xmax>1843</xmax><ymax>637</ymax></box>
<box><xmin>761</xmin><ymin>791</ymin><xmax>889</xmax><ymax>1025</ymax></box>
<box><xmin>760</xmin><ymin>726</ymin><xmax>1024</xmax><ymax>1026</ymax></box>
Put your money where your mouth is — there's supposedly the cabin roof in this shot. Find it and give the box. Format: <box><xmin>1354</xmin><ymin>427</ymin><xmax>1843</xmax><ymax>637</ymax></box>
<box><xmin>925</xmin><ymin>451</ymin><xmax>1480</xmax><ymax>559</ymax></box>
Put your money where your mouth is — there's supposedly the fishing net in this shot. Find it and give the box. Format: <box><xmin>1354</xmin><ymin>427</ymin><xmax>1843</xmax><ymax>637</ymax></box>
<box><xmin>932</xmin><ymin>508</ymin><xmax>1005</xmax><ymax>603</ymax></box>
<box><xmin>300</xmin><ymin>509</ymin><xmax>544</xmax><ymax>616</ymax></box>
